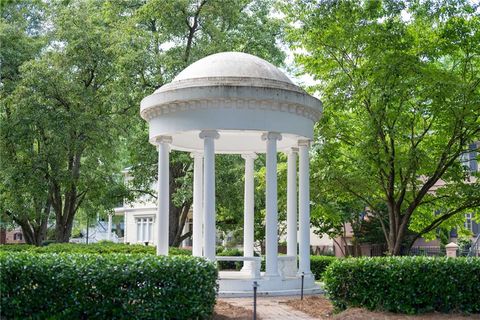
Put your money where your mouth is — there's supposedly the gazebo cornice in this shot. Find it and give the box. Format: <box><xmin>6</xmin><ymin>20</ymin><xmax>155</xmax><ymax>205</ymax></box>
<box><xmin>140</xmin><ymin>86</ymin><xmax>322</xmax><ymax>122</ymax></box>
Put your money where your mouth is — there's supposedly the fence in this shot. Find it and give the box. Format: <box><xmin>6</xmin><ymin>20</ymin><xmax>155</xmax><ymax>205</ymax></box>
<box><xmin>403</xmin><ymin>246</ymin><xmax>446</xmax><ymax>257</ymax></box>
<box><xmin>311</xmin><ymin>245</ymin><xmax>335</xmax><ymax>256</ymax></box>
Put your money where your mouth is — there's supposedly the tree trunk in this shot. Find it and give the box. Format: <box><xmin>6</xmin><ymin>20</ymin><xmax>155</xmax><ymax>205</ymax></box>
<box><xmin>8</xmin><ymin>201</ymin><xmax>50</xmax><ymax>246</ymax></box>
<box><xmin>171</xmin><ymin>203</ymin><xmax>192</xmax><ymax>247</ymax></box>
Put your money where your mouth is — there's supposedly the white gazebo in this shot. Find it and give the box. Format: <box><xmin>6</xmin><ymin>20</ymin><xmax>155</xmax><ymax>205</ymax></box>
<box><xmin>140</xmin><ymin>52</ymin><xmax>322</xmax><ymax>296</ymax></box>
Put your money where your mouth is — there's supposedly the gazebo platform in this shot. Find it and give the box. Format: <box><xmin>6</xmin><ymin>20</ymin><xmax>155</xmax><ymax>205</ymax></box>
<box><xmin>218</xmin><ymin>271</ymin><xmax>322</xmax><ymax>297</ymax></box>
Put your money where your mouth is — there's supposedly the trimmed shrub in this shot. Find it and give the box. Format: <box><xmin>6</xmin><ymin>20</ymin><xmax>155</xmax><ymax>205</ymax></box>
<box><xmin>323</xmin><ymin>256</ymin><xmax>480</xmax><ymax>314</ymax></box>
<box><xmin>0</xmin><ymin>243</ymin><xmax>192</xmax><ymax>255</ymax></box>
<box><xmin>0</xmin><ymin>252</ymin><xmax>217</xmax><ymax>319</ymax></box>
<box><xmin>310</xmin><ymin>255</ymin><xmax>337</xmax><ymax>280</ymax></box>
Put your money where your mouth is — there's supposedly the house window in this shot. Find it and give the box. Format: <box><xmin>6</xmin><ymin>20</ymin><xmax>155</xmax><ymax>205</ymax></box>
<box><xmin>461</xmin><ymin>143</ymin><xmax>478</xmax><ymax>173</ymax></box>
<box><xmin>136</xmin><ymin>217</ymin><xmax>153</xmax><ymax>243</ymax></box>
<box><xmin>469</xmin><ymin>143</ymin><xmax>478</xmax><ymax>172</ymax></box>
<box><xmin>13</xmin><ymin>233</ymin><xmax>22</xmax><ymax>241</ymax></box>
<box><xmin>465</xmin><ymin>213</ymin><xmax>473</xmax><ymax>232</ymax></box>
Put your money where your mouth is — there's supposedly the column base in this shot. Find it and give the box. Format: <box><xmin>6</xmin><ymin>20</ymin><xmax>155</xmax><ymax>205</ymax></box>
<box><xmin>263</xmin><ymin>273</ymin><xmax>281</xmax><ymax>280</ymax></box>
<box><xmin>240</xmin><ymin>261</ymin><xmax>254</xmax><ymax>272</ymax></box>
<box><xmin>297</xmin><ymin>271</ymin><xmax>314</xmax><ymax>281</ymax></box>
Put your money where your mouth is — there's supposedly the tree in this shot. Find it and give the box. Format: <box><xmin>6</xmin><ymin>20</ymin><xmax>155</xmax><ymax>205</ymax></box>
<box><xmin>1</xmin><ymin>0</ymin><xmax>127</xmax><ymax>243</ymax></box>
<box><xmin>0</xmin><ymin>0</ymin><xmax>50</xmax><ymax>245</ymax></box>
<box><xmin>285</xmin><ymin>0</ymin><xmax>480</xmax><ymax>255</ymax></box>
<box><xmin>112</xmin><ymin>0</ymin><xmax>286</xmax><ymax>246</ymax></box>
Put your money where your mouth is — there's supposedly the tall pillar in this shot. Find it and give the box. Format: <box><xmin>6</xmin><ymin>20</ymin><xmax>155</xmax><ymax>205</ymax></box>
<box><xmin>262</xmin><ymin>132</ymin><xmax>282</xmax><ymax>277</ymax></box>
<box><xmin>123</xmin><ymin>213</ymin><xmax>127</xmax><ymax>244</ymax></box>
<box><xmin>107</xmin><ymin>213</ymin><xmax>113</xmax><ymax>241</ymax></box>
<box><xmin>286</xmin><ymin>148</ymin><xmax>298</xmax><ymax>257</ymax></box>
<box><xmin>298</xmin><ymin>140</ymin><xmax>312</xmax><ymax>275</ymax></box>
<box><xmin>241</xmin><ymin>153</ymin><xmax>257</xmax><ymax>271</ymax></box>
<box><xmin>200</xmin><ymin>130</ymin><xmax>219</xmax><ymax>261</ymax></box>
<box><xmin>156</xmin><ymin>136</ymin><xmax>172</xmax><ymax>256</ymax></box>
<box><xmin>191</xmin><ymin>152</ymin><xmax>204</xmax><ymax>257</ymax></box>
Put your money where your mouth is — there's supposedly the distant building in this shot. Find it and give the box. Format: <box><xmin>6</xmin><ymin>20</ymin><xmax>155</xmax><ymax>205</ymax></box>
<box><xmin>0</xmin><ymin>228</ymin><xmax>26</xmax><ymax>244</ymax></box>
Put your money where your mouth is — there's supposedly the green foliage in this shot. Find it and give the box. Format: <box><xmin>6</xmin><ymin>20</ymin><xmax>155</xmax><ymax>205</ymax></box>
<box><xmin>323</xmin><ymin>257</ymin><xmax>480</xmax><ymax>314</ymax></box>
<box><xmin>310</xmin><ymin>255</ymin><xmax>337</xmax><ymax>280</ymax></box>
<box><xmin>0</xmin><ymin>243</ymin><xmax>192</xmax><ymax>255</ymax></box>
<box><xmin>285</xmin><ymin>0</ymin><xmax>480</xmax><ymax>254</ymax></box>
<box><xmin>216</xmin><ymin>248</ymin><xmax>244</xmax><ymax>270</ymax></box>
<box><xmin>1</xmin><ymin>0</ymin><xmax>286</xmax><ymax>246</ymax></box>
<box><xmin>0</xmin><ymin>252</ymin><xmax>216</xmax><ymax>319</ymax></box>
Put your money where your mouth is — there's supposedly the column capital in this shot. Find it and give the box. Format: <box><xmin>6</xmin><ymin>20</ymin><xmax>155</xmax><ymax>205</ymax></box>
<box><xmin>199</xmin><ymin>130</ymin><xmax>220</xmax><ymax>140</ymax></box>
<box><xmin>298</xmin><ymin>139</ymin><xmax>311</xmax><ymax>147</ymax></box>
<box><xmin>261</xmin><ymin>132</ymin><xmax>282</xmax><ymax>141</ymax></box>
<box><xmin>286</xmin><ymin>147</ymin><xmax>299</xmax><ymax>155</ymax></box>
<box><xmin>153</xmin><ymin>135</ymin><xmax>173</xmax><ymax>145</ymax></box>
<box><xmin>241</xmin><ymin>152</ymin><xmax>258</xmax><ymax>160</ymax></box>
<box><xmin>190</xmin><ymin>151</ymin><xmax>204</xmax><ymax>159</ymax></box>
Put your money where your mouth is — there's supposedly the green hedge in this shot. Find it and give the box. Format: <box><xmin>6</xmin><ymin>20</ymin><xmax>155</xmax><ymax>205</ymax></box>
<box><xmin>217</xmin><ymin>248</ymin><xmax>244</xmax><ymax>270</ymax></box>
<box><xmin>0</xmin><ymin>243</ymin><xmax>192</xmax><ymax>255</ymax></box>
<box><xmin>0</xmin><ymin>244</ymin><xmax>335</xmax><ymax>277</ymax></box>
<box><xmin>310</xmin><ymin>255</ymin><xmax>337</xmax><ymax>280</ymax></box>
<box><xmin>0</xmin><ymin>252</ymin><xmax>216</xmax><ymax>319</ymax></box>
<box><xmin>323</xmin><ymin>257</ymin><xmax>480</xmax><ymax>314</ymax></box>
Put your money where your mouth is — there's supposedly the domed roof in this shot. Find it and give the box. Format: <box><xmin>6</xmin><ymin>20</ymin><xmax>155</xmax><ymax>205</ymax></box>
<box><xmin>155</xmin><ymin>52</ymin><xmax>302</xmax><ymax>93</ymax></box>
<box><xmin>141</xmin><ymin>51</ymin><xmax>323</xmax><ymax>154</ymax></box>
<box><xmin>176</xmin><ymin>52</ymin><xmax>292</xmax><ymax>83</ymax></box>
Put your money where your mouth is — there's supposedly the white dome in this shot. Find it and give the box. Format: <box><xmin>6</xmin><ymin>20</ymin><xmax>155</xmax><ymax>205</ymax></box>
<box><xmin>175</xmin><ymin>52</ymin><xmax>293</xmax><ymax>83</ymax></box>
<box><xmin>141</xmin><ymin>51</ymin><xmax>322</xmax><ymax>154</ymax></box>
<box><xmin>155</xmin><ymin>52</ymin><xmax>301</xmax><ymax>93</ymax></box>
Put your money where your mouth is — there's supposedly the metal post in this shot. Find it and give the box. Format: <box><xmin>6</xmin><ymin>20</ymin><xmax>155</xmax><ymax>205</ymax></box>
<box><xmin>301</xmin><ymin>272</ymin><xmax>305</xmax><ymax>300</ymax></box>
<box><xmin>253</xmin><ymin>281</ymin><xmax>258</xmax><ymax>320</ymax></box>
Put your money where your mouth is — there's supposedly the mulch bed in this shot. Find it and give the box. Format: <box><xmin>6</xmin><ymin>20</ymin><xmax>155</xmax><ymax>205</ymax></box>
<box><xmin>213</xmin><ymin>300</ymin><xmax>259</xmax><ymax>320</ymax></box>
<box><xmin>285</xmin><ymin>295</ymin><xmax>480</xmax><ymax>320</ymax></box>
<box><xmin>283</xmin><ymin>295</ymin><xmax>334</xmax><ymax>318</ymax></box>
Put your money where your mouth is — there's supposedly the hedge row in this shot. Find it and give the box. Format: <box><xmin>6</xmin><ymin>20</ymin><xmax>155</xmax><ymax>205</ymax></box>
<box><xmin>0</xmin><ymin>243</ymin><xmax>336</xmax><ymax>277</ymax></box>
<box><xmin>0</xmin><ymin>242</ymin><xmax>192</xmax><ymax>256</ymax></box>
<box><xmin>310</xmin><ymin>255</ymin><xmax>337</xmax><ymax>280</ymax></box>
<box><xmin>323</xmin><ymin>257</ymin><xmax>480</xmax><ymax>314</ymax></box>
<box><xmin>0</xmin><ymin>252</ymin><xmax>217</xmax><ymax>319</ymax></box>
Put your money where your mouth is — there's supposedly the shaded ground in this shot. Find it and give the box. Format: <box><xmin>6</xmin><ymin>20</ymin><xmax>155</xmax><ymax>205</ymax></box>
<box><xmin>285</xmin><ymin>295</ymin><xmax>480</xmax><ymax>320</ymax></box>
<box><xmin>283</xmin><ymin>295</ymin><xmax>333</xmax><ymax>319</ymax></box>
<box><xmin>214</xmin><ymin>295</ymin><xmax>480</xmax><ymax>319</ymax></box>
<box><xmin>213</xmin><ymin>300</ymin><xmax>258</xmax><ymax>320</ymax></box>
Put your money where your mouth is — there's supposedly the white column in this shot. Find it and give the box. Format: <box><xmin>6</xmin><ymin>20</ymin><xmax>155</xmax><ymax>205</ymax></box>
<box><xmin>262</xmin><ymin>132</ymin><xmax>282</xmax><ymax>277</ymax></box>
<box><xmin>145</xmin><ymin>218</ymin><xmax>150</xmax><ymax>243</ymax></box>
<box><xmin>123</xmin><ymin>213</ymin><xmax>127</xmax><ymax>244</ymax></box>
<box><xmin>156</xmin><ymin>136</ymin><xmax>172</xmax><ymax>255</ymax></box>
<box><xmin>191</xmin><ymin>152</ymin><xmax>204</xmax><ymax>257</ymax></box>
<box><xmin>107</xmin><ymin>213</ymin><xmax>113</xmax><ymax>241</ymax></box>
<box><xmin>200</xmin><ymin>130</ymin><xmax>219</xmax><ymax>261</ymax></box>
<box><xmin>139</xmin><ymin>219</ymin><xmax>144</xmax><ymax>243</ymax></box>
<box><xmin>286</xmin><ymin>148</ymin><xmax>298</xmax><ymax>258</ymax></box>
<box><xmin>298</xmin><ymin>140</ymin><xmax>312</xmax><ymax>275</ymax></box>
<box><xmin>241</xmin><ymin>153</ymin><xmax>257</xmax><ymax>271</ymax></box>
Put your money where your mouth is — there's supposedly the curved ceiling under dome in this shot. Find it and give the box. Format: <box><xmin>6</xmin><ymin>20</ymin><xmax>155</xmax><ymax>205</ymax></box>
<box><xmin>140</xmin><ymin>52</ymin><xmax>323</xmax><ymax>154</ymax></box>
